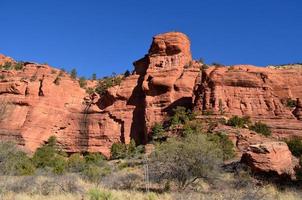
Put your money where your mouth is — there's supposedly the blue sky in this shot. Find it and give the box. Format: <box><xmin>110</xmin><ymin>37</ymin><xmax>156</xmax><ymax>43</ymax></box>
<box><xmin>1</xmin><ymin>0</ymin><xmax>301</xmax><ymax>78</ymax></box>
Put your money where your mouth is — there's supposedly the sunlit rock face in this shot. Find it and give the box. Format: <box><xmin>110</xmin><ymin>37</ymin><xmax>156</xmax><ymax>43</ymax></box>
<box><xmin>193</xmin><ymin>64</ymin><xmax>302</xmax><ymax>138</ymax></box>
<box><xmin>1</xmin><ymin>32</ymin><xmax>302</xmax><ymax>157</ymax></box>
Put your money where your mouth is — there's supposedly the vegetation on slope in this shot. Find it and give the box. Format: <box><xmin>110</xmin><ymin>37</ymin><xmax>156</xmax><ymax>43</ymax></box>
<box><xmin>0</xmin><ymin>106</ymin><xmax>301</xmax><ymax>199</ymax></box>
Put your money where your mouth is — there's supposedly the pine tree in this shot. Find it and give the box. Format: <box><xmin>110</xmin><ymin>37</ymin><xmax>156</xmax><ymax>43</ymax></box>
<box><xmin>70</xmin><ymin>68</ymin><xmax>77</xmax><ymax>79</ymax></box>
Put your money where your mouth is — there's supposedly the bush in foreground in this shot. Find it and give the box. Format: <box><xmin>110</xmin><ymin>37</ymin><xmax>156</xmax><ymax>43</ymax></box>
<box><xmin>110</xmin><ymin>139</ymin><xmax>144</xmax><ymax>160</ymax></box>
<box><xmin>67</xmin><ymin>153</ymin><xmax>86</xmax><ymax>173</ymax></box>
<box><xmin>151</xmin><ymin>122</ymin><xmax>166</xmax><ymax>141</ymax></box>
<box><xmin>0</xmin><ymin>141</ymin><xmax>35</xmax><ymax>175</ymax></box>
<box><xmin>88</xmin><ymin>188</ymin><xmax>116</xmax><ymax>200</ymax></box>
<box><xmin>32</xmin><ymin>136</ymin><xmax>67</xmax><ymax>174</ymax></box>
<box><xmin>207</xmin><ymin>132</ymin><xmax>235</xmax><ymax>160</ymax></box>
<box><xmin>149</xmin><ymin>134</ymin><xmax>223</xmax><ymax>190</ymax></box>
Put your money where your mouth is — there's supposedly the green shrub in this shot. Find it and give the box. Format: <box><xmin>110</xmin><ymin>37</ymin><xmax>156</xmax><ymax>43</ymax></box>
<box><xmin>82</xmin><ymin>165</ymin><xmax>102</xmax><ymax>183</ymax></box>
<box><xmin>95</xmin><ymin>75</ymin><xmax>122</xmax><ymax>95</ymax></box>
<box><xmin>127</xmin><ymin>139</ymin><xmax>136</xmax><ymax>156</ymax></box>
<box><xmin>86</xmin><ymin>87</ymin><xmax>95</xmax><ymax>94</ymax></box>
<box><xmin>207</xmin><ymin>132</ymin><xmax>235</xmax><ymax>160</ymax></box>
<box><xmin>92</xmin><ymin>73</ymin><xmax>97</xmax><ymax>80</ymax></box>
<box><xmin>2</xmin><ymin>62</ymin><xmax>12</xmax><ymax>70</ymax></box>
<box><xmin>14</xmin><ymin>62</ymin><xmax>24</xmax><ymax>70</ymax></box>
<box><xmin>124</xmin><ymin>70</ymin><xmax>130</xmax><ymax>77</ymax></box>
<box><xmin>67</xmin><ymin>153</ymin><xmax>86</xmax><ymax>172</ymax></box>
<box><xmin>88</xmin><ymin>188</ymin><xmax>116</xmax><ymax>200</ymax></box>
<box><xmin>284</xmin><ymin>98</ymin><xmax>296</xmax><ymax>108</ymax></box>
<box><xmin>1</xmin><ymin>62</ymin><xmax>24</xmax><ymax>70</ymax></box>
<box><xmin>79</xmin><ymin>76</ymin><xmax>87</xmax><ymax>88</ymax></box>
<box><xmin>250</xmin><ymin>122</ymin><xmax>271</xmax><ymax>136</ymax></box>
<box><xmin>0</xmin><ymin>141</ymin><xmax>35</xmax><ymax>175</ymax></box>
<box><xmin>110</xmin><ymin>139</ymin><xmax>143</xmax><ymax>159</ymax></box>
<box><xmin>70</xmin><ymin>68</ymin><xmax>77</xmax><ymax>79</ymax></box>
<box><xmin>32</xmin><ymin>136</ymin><xmax>67</xmax><ymax>174</ymax></box>
<box><xmin>149</xmin><ymin>134</ymin><xmax>223</xmax><ymax>189</ymax></box>
<box><xmin>32</xmin><ymin>145</ymin><xmax>56</xmax><ymax>168</ymax></box>
<box><xmin>286</xmin><ymin>137</ymin><xmax>302</xmax><ymax>157</ymax></box>
<box><xmin>227</xmin><ymin>116</ymin><xmax>251</xmax><ymax>128</ymax></box>
<box><xmin>52</xmin><ymin>155</ymin><xmax>67</xmax><ymax>175</ymax></box>
<box><xmin>170</xmin><ymin>106</ymin><xmax>194</xmax><ymax>126</ymax></box>
<box><xmin>82</xmin><ymin>164</ymin><xmax>111</xmax><ymax>183</ymax></box>
<box><xmin>182</xmin><ymin>120</ymin><xmax>203</xmax><ymax>137</ymax></box>
<box><xmin>151</xmin><ymin>123</ymin><xmax>166</xmax><ymax>141</ymax></box>
<box><xmin>84</xmin><ymin>153</ymin><xmax>105</xmax><ymax>165</ymax></box>
<box><xmin>110</xmin><ymin>142</ymin><xmax>127</xmax><ymax>159</ymax></box>
<box><xmin>202</xmin><ymin>109</ymin><xmax>214</xmax><ymax>115</ymax></box>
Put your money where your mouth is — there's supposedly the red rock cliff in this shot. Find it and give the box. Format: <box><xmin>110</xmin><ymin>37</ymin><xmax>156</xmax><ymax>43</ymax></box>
<box><xmin>193</xmin><ymin>64</ymin><xmax>302</xmax><ymax>138</ymax></box>
<box><xmin>1</xmin><ymin>32</ymin><xmax>302</xmax><ymax>156</ymax></box>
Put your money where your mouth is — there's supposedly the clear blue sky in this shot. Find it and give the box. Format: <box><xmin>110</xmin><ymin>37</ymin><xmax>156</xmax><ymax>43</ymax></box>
<box><xmin>1</xmin><ymin>0</ymin><xmax>301</xmax><ymax>78</ymax></box>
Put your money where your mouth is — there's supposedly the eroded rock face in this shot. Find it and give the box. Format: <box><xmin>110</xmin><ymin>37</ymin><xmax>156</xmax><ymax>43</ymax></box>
<box><xmin>0</xmin><ymin>61</ymin><xmax>92</xmax><ymax>154</ymax></box>
<box><xmin>241</xmin><ymin>142</ymin><xmax>298</xmax><ymax>179</ymax></box>
<box><xmin>137</xmin><ymin>32</ymin><xmax>200</xmax><ymax>134</ymax></box>
<box><xmin>0</xmin><ymin>32</ymin><xmax>200</xmax><ymax>156</ymax></box>
<box><xmin>193</xmin><ymin>65</ymin><xmax>302</xmax><ymax>138</ymax></box>
<box><xmin>1</xmin><ymin>32</ymin><xmax>302</xmax><ymax>159</ymax></box>
<box><xmin>98</xmin><ymin>32</ymin><xmax>200</xmax><ymax>146</ymax></box>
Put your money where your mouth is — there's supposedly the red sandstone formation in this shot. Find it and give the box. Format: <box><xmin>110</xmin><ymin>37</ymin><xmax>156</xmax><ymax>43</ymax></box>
<box><xmin>293</xmin><ymin>98</ymin><xmax>302</xmax><ymax>120</ymax></box>
<box><xmin>193</xmin><ymin>64</ymin><xmax>302</xmax><ymax>138</ymax></box>
<box><xmin>241</xmin><ymin>142</ymin><xmax>298</xmax><ymax>179</ymax></box>
<box><xmin>0</xmin><ymin>54</ymin><xmax>14</xmax><ymax>66</ymax></box>
<box><xmin>0</xmin><ymin>32</ymin><xmax>200</xmax><ymax>156</ymax></box>
<box><xmin>1</xmin><ymin>32</ymin><xmax>302</xmax><ymax>160</ymax></box>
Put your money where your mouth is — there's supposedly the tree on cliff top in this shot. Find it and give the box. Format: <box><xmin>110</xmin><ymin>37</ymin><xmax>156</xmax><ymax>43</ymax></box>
<box><xmin>70</xmin><ymin>68</ymin><xmax>77</xmax><ymax>79</ymax></box>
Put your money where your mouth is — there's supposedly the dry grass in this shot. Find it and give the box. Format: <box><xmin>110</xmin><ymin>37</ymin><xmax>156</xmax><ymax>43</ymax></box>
<box><xmin>1</xmin><ymin>174</ymin><xmax>302</xmax><ymax>200</ymax></box>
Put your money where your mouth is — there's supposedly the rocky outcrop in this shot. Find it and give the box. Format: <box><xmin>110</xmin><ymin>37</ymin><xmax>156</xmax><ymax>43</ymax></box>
<box><xmin>0</xmin><ymin>54</ymin><xmax>14</xmax><ymax>66</ymax></box>
<box><xmin>0</xmin><ymin>32</ymin><xmax>200</xmax><ymax>156</ymax></box>
<box><xmin>241</xmin><ymin>142</ymin><xmax>298</xmax><ymax>179</ymax></box>
<box><xmin>1</xmin><ymin>32</ymin><xmax>302</xmax><ymax>158</ymax></box>
<box><xmin>293</xmin><ymin>98</ymin><xmax>302</xmax><ymax>120</ymax></box>
<box><xmin>96</xmin><ymin>32</ymin><xmax>200</xmax><ymax>147</ymax></box>
<box><xmin>136</xmin><ymin>32</ymin><xmax>200</xmax><ymax>134</ymax></box>
<box><xmin>193</xmin><ymin>65</ymin><xmax>302</xmax><ymax>138</ymax></box>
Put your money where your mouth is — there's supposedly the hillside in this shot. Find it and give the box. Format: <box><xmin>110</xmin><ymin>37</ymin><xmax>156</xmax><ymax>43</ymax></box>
<box><xmin>2</xmin><ymin>32</ymin><xmax>302</xmax><ymax>199</ymax></box>
<box><xmin>1</xmin><ymin>32</ymin><xmax>302</xmax><ymax>155</ymax></box>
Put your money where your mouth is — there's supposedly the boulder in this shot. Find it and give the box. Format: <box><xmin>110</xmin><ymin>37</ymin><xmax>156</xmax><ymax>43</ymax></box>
<box><xmin>241</xmin><ymin>142</ymin><xmax>297</xmax><ymax>179</ymax></box>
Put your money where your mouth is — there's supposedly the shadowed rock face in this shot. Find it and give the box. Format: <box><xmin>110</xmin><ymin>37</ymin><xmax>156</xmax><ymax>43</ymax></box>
<box><xmin>1</xmin><ymin>32</ymin><xmax>302</xmax><ymax>158</ymax></box>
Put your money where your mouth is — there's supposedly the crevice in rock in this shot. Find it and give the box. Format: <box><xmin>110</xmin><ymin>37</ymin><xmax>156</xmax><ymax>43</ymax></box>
<box><xmin>108</xmin><ymin>112</ymin><xmax>125</xmax><ymax>143</ymax></box>
<box><xmin>128</xmin><ymin>57</ymin><xmax>148</xmax><ymax>145</ymax></box>
<box><xmin>78</xmin><ymin>103</ymin><xmax>91</xmax><ymax>152</ymax></box>
<box><xmin>38</xmin><ymin>75</ymin><xmax>45</xmax><ymax>96</ymax></box>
